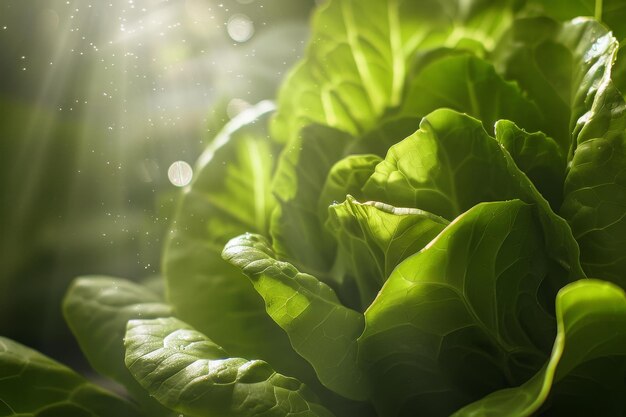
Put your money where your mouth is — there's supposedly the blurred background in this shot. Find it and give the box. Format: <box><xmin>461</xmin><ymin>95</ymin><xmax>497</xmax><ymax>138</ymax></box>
<box><xmin>0</xmin><ymin>0</ymin><xmax>315</xmax><ymax>371</ymax></box>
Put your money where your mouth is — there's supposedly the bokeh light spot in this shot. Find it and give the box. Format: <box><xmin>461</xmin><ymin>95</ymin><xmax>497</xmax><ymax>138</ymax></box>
<box><xmin>168</xmin><ymin>161</ymin><xmax>193</xmax><ymax>187</ymax></box>
<box><xmin>227</xmin><ymin>14</ymin><xmax>254</xmax><ymax>43</ymax></box>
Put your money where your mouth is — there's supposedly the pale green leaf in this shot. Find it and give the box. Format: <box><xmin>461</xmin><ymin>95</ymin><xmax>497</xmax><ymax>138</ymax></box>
<box><xmin>272</xmin><ymin>0</ymin><xmax>518</xmax><ymax>144</ymax></box>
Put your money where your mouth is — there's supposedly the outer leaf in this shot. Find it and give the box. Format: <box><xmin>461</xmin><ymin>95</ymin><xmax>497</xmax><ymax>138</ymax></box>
<box><xmin>493</xmin><ymin>17</ymin><xmax>618</xmax><ymax>153</ymax></box>
<box><xmin>358</xmin><ymin>200</ymin><xmax>556</xmax><ymax>417</ymax></box>
<box><xmin>326</xmin><ymin>196</ymin><xmax>448</xmax><ymax>308</ymax></box>
<box><xmin>272</xmin><ymin>0</ymin><xmax>518</xmax><ymax>144</ymax></box>
<box><xmin>495</xmin><ymin>120</ymin><xmax>566</xmax><ymax>208</ymax></box>
<box><xmin>0</xmin><ymin>337</ymin><xmax>141</xmax><ymax>417</ymax></box>
<box><xmin>163</xmin><ymin>102</ymin><xmax>316</xmax><ymax>384</ymax></box>
<box><xmin>524</xmin><ymin>0</ymin><xmax>626</xmax><ymax>41</ymax></box>
<box><xmin>362</xmin><ymin>109</ymin><xmax>584</xmax><ymax>282</ymax></box>
<box><xmin>124</xmin><ymin>317</ymin><xmax>334</xmax><ymax>417</ymax></box>
<box><xmin>222</xmin><ymin>234</ymin><xmax>368</xmax><ymax>401</ymax></box>
<box><xmin>62</xmin><ymin>276</ymin><xmax>174</xmax><ymax>416</ymax></box>
<box><xmin>560</xmin><ymin>78</ymin><xmax>626</xmax><ymax>288</ymax></box>
<box><xmin>402</xmin><ymin>53</ymin><xmax>544</xmax><ymax>134</ymax></box>
<box><xmin>453</xmin><ymin>279</ymin><xmax>626</xmax><ymax>417</ymax></box>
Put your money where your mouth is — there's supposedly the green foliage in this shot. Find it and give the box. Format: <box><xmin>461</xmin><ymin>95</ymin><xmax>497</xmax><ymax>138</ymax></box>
<box><xmin>124</xmin><ymin>317</ymin><xmax>334</xmax><ymax>417</ymax></box>
<box><xmin>7</xmin><ymin>0</ymin><xmax>626</xmax><ymax>416</ymax></box>
<box><xmin>0</xmin><ymin>337</ymin><xmax>140</xmax><ymax>416</ymax></box>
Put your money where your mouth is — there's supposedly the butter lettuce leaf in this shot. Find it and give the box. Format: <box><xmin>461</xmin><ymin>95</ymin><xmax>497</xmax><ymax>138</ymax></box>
<box><xmin>0</xmin><ymin>337</ymin><xmax>141</xmax><ymax>417</ymax></box>
<box><xmin>402</xmin><ymin>53</ymin><xmax>544</xmax><ymax>134</ymax></box>
<box><xmin>162</xmin><ymin>102</ymin><xmax>315</xmax><ymax>384</ymax></box>
<box><xmin>124</xmin><ymin>317</ymin><xmax>335</xmax><ymax>417</ymax></box>
<box><xmin>326</xmin><ymin>196</ymin><xmax>448</xmax><ymax>308</ymax></box>
<box><xmin>222</xmin><ymin>234</ymin><xmax>368</xmax><ymax>401</ymax></box>
<box><xmin>362</xmin><ymin>109</ymin><xmax>583</xmax><ymax>283</ymax></box>
<box><xmin>493</xmin><ymin>17</ymin><xmax>619</xmax><ymax>153</ymax></box>
<box><xmin>272</xmin><ymin>0</ymin><xmax>519</xmax><ymax>145</ymax></box>
<box><xmin>454</xmin><ymin>279</ymin><xmax>626</xmax><ymax>417</ymax></box>
<box><xmin>495</xmin><ymin>120</ymin><xmax>566</xmax><ymax>209</ymax></box>
<box><xmin>63</xmin><ymin>276</ymin><xmax>173</xmax><ymax>416</ymax></box>
<box><xmin>358</xmin><ymin>200</ymin><xmax>556</xmax><ymax>416</ymax></box>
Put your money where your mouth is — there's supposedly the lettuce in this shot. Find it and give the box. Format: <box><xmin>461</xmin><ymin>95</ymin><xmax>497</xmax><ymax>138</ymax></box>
<box><xmin>6</xmin><ymin>1</ymin><xmax>626</xmax><ymax>416</ymax></box>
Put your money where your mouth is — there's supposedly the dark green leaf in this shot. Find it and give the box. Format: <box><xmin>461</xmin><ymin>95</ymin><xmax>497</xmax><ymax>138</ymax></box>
<box><xmin>523</xmin><ymin>0</ymin><xmax>626</xmax><ymax>41</ymax></box>
<box><xmin>0</xmin><ymin>337</ymin><xmax>141</xmax><ymax>417</ymax></box>
<box><xmin>560</xmin><ymin>80</ymin><xmax>626</xmax><ymax>287</ymax></box>
<box><xmin>222</xmin><ymin>234</ymin><xmax>367</xmax><ymax>401</ymax></box>
<box><xmin>124</xmin><ymin>317</ymin><xmax>335</xmax><ymax>417</ymax></box>
<box><xmin>358</xmin><ymin>200</ymin><xmax>555</xmax><ymax>417</ymax></box>
<box><xmin>63</xmin><ymin>276</ymin><xmax>173</xmax><ymax>416</ymax></box>
<box><xmin>493</xmin><ymin>17</ymin><xmax>618</xmax><ymax>153</ymax></box>
<box><xmin>454</xmin><ymin>279</ymin><xmax>626</xmax><ymax>417</ymax></box>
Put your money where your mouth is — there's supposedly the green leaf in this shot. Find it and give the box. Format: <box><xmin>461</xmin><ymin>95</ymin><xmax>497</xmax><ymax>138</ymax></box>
<box><xmin>62</xmin><ymin>276</ymin><xmax>174</xmax><ymax>416</ymax></box>
<box><xmin>453</xmin><ymin>279</ymin><xmax>626</xmax><ymax>417</ymax></box>
<box><xmin>358</xmin><ymin>200</ymin><xmax>556</xmax><ymax>417</ymax></box>
<box><xmin>326</xmin><ymin>196</ymin><xmax>448</xmax><ymax>308</ymax></box>
<box><xmin>401</xmin><ymin>53</ymin><xmax>544</xmax><ymax>134</ymax></box>
<box><xmin>317</xmin><ymin>154</ymin><xmax>382</xmax><ymax>224</ymax></box>
<box><xmin>124</xmin><ymin>317</ymin><xmax>335</xmax><ymax>417</ymax></box>
<box><xmin>0</xmin><ymin>337</ymin><xmax>141</xmax><ymax>417</ymax></box>
<box><xmin>163</xmin><ymin>102</ymin><xmax>315</xmax><ymax>383</ymax></box>
<box><xmin>524</xmin><ymin>0</ymin><xmax>626</xmax><ymax>41</ymax></box>
<box><xmin>560</xmin><ymin>80</ymin><xmax>626</xmax><ymax>287</ymax></box>
<box><xmin>271</xmin><ymin>118</ymin><xmax>418</xmax><ymax>281</ymax></box>
<box><xmin>270</xmin><ymin>125</ymin><xmax>352</xmax><ymax>275</ymax></box>
<box><xmin>492</xmin><ymin>17</ymin><xmax>619</xmax><ymax>153</ymax></box>
<box><xmin>495</xmin><ymin>120</ymin><xmax>566</xmax><ymax>209</ymax></box>
<box><xmin>272</xmin><ymin>0</ymin><xmax>519</xmax><ymax>144</ymax></box>
<box><xmin>222</xmin><ymin>234</ymin><xmax>368</xmax><ymax>401</ymax></box>
<box><xmin>344</xmin><ymin>116</ymin><xmax>421</xmax><ymax>157</ymax></box>
<box><xmin>363</xmin><ymin>108</ymin><xmax>513</xmax><ymax>219</ymax></box>
<box><xmin>362</xmin><ymin>109</ymin><xmax>584</xmax><ymax>282</ymax></box>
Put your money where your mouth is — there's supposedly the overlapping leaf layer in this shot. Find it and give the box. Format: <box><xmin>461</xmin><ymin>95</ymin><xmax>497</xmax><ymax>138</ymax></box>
<box><xmin>5</xmin><ymin>1</ymin><xmax>626</xmax><ymax>417</ymax></box>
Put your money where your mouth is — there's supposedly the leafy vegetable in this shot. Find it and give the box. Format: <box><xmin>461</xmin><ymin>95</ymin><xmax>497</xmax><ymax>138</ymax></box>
<box><xmin>124</xmin><ymin>317</ymin><xmax>335</xmax><ymax>417</ymax></box>
<box><xmin>454</xmin><ymin>279</ymin><xmax>626</xmax><ymax>417</ymax></box>
<box><xmin>62</xmin><ymin>276</ymin><xmax>174</xmax><ymax>416</ymax></box>
<box><xmin>0</xmin><ymin>337</ymin><xmax>140</xmax><ymax>416</ymax></box>
<box><xmin>7</xmin><ymin>0</ymin><xmax>626</xmax><ymax>416</ymax></box>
